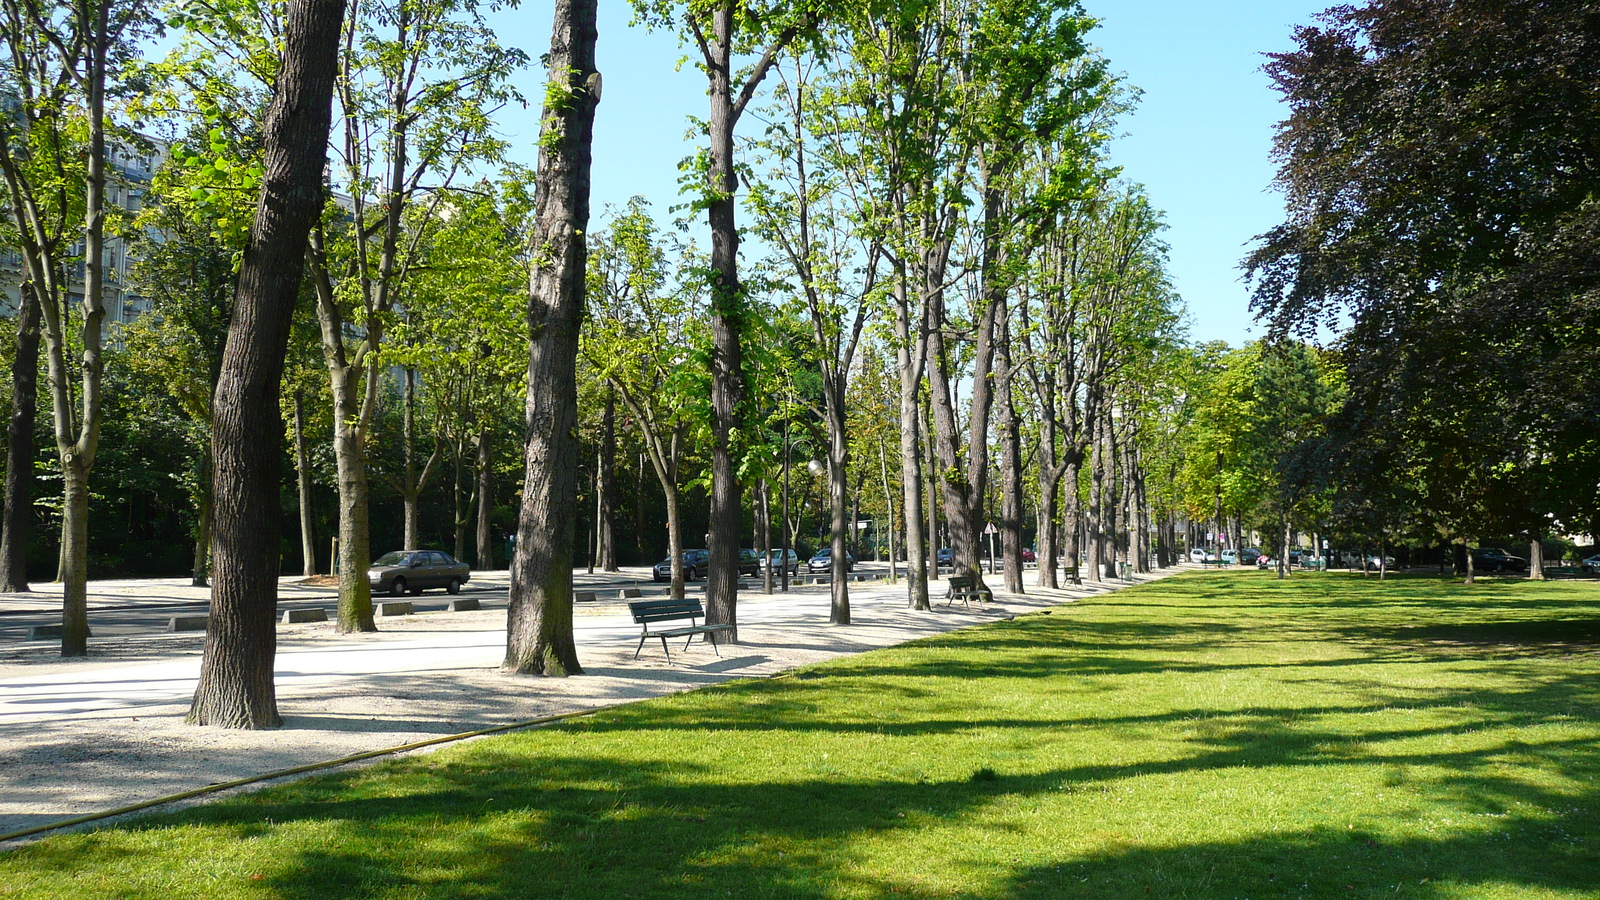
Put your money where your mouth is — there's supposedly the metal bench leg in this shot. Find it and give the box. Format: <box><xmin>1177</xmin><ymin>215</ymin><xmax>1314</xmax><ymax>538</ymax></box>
<box><xmin>634</xmin><ymin>632</ymin><xmax>648</xmax><ymax>660</ymax></box>
<box><xmin>659</xmin><ymin>635</ymin><xmax>672</xmax><ymax>663</ymax></box>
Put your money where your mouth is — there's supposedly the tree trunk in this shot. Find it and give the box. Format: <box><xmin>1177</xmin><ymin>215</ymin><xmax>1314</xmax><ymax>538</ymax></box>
<box><xmin>1528</xmin><ymin>537</ymin><xmax>1545</xmax><ymax>581</ymax></box>
<box><xmin>191</xmin><ymin>486</ymin><xmax>211</xmax><ymax>587</ymax></box>
<box><xmin>401</xmin><ymin>367</ymin><xmax>420</xmax><ymax>551</ymax></box>
<box><xmin>332</xmin><ymin>388</ymin><xmax>376</xmax><ymax>631</ymax></box>
<box><xmin>996</xmin><ymin>308</ymin><xmax>1024</xmax><ymax>594</ymax></box>
<box><xmin>189</xmin><ymin>0</ymin><xmax>344</xmax><ymax>727</ymax></box>
<box><xmin>758</xmin><ymin>478</ymin><xmax>772</xmax><ymax>594</ymax></box>
<box><xmin>503</xmin><ymin>0</ymin><xmax>596</xmax><ymax>676</ymax></box>
<box><xmin>293</xmin><ymin>390</ymin><xmax>317</xmax><ymax>576</ymax></box>
<box><xmin>597</xmin><ymin>388</ymin><xmax>617</xmax><ymax>571</ymax></box>
<box><xmin>475</xmin><ymin>426</ymin><xmax>494</xmax><ymax>569</ymax></box>
<box><xmin>0</xmin><ymin>283</ymin><xmax>39</xmax><ymax>592</ymax></box>
<box><xmin>896</xmin><ymin>284</ymin><xmax>928</xmax><ymax>607</ymax></box>
<box><xmin>700</xmin><ymin>7</ymin><xmax>747</xmax><ymax>644</ymax></box>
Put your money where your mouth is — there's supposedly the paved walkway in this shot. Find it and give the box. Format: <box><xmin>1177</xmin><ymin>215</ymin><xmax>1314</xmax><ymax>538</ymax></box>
<box><xmin>0</xmin><ymin>565</ymin><xmax>1188</xmax><ymax>842</ymax></box>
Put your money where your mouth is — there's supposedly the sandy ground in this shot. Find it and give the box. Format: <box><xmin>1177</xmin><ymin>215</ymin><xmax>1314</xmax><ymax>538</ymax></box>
<box><xmin>0</xmin><ymin>568</ymin><xmax>1180</xmax><ymax>845</ymax></box>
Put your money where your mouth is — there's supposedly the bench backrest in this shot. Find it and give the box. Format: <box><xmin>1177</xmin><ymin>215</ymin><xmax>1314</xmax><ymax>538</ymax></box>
<box><xmin>629</xmin><ymin>598</ymin><xmax>705</xmax><ymax>625</ymax></box>
<box><xmin>948</xmin><ymin>575</ymin><xmax>973</xmax><ymax>590</ymax></box>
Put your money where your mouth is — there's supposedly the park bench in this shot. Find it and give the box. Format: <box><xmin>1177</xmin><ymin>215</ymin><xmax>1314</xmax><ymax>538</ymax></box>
<box><xmin>1061</xmin><ymin>564</ymin><xmax>1082</xmax><ymax>586</ymax></box>
<box><xmin>943</xmin><ymin>574</ymin><xmax>992</xmax><ymax>610</ymax></box>
<box><xmin>1200</xmin><ymin>559</ymin><xmax>1229</xmax><ymax>568</ymax></box>
<box><xmin>628</xmin><ymin>598</ymin><xmax>735</xmax><ymax>663</ymax></box>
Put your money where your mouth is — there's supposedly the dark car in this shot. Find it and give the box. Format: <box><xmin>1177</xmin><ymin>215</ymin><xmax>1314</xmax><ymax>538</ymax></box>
<box><xmin>936</xmin><ymin>547</ymin><xmax>954</xmax><ymax>567</ymax></box>
<box><xmin>763</xmin><ymin>548</ymin><xmax>800</xmax><ymax>576</ymax></box>
<box><xmin>369</xmin><ymin>550</ymin><xmax>470</xmax><ymax>597</ymax></box>
<box><xmin>807</xmin><ymin>547</ymin><xmax>855</xmax><ymax>573</ymax></box>
<box><xmin>1240</xmin><ymin>547</ymin><xmax>1262</xmax><ymax>565</ymax></box>
<box><xmin>738</xmin><ymin>548</ymin><xmax>762</xmax><ymax>577</ymax></box>
<box><xmin>652</xmin><ymin>549</ymin><xmax>710</xmax><ymax>582</ymax></box>
<box><xmin>1471</xmin><ymin>547</ymin><xmax>1527</xmax><ymax>572</ymax></box>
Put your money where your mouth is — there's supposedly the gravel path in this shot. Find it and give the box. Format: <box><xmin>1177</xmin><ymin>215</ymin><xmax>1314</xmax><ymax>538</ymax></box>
<box><xmin>0</xmin><ymin>568</ymin><xmax>1180</xmax><ymax>845</ymax></box>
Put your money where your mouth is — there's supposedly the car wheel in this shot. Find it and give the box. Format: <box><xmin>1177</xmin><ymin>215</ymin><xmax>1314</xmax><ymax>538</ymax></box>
<box><xmin>390</xmin><ymin>577</ymin><xmax>406</xmax><ymax>597</ymax></box>
<box><xmin>447</xmin><ymin>578</ymin><xmax>461</xmax><ymax>595</ymax></box>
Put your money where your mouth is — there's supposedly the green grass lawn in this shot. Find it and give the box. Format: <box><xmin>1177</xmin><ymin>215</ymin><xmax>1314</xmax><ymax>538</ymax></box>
<box><xmin>5</xmin><ymin>571</ymin><xmax>1599</xmax><ymax>899</ymax></box>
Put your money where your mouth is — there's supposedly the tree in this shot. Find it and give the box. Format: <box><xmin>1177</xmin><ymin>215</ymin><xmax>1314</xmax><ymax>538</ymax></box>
<box><xmin>306</xmin><ymin>0</ymin><xmax>523</xmax><ymax>632</ymax></box>
<box><xmin>188</xmin><ymin>0</ymin><xmax>347</xmax><ymax>728</ymax></box>
<box><xmin>582</xmin><ymin>199</ymin><xmax>706</xmax><ymax>602</ymax></box>
<box><xmin>632</xmin><ymin>0</ymin><xmax>833</xmax><ymax>642</ymax></box>
<box><xmin>1246</xmin><ymin>0</ymin><xmax>1600</xmax><ymax>565</ymax></box>
<box><xmin>501</xmin><ymin>0</ymin><xmax>598</xmax><ymax>677</ymax></box>
<box><xmin>746</xmin><ymin>53</ymin><xmax>878</xmax><ymax>624</ymax></box>
<box><xmin>0</xmin><ymin>0</ymin><xmax>155</xmax><ymax>654</ymax></box>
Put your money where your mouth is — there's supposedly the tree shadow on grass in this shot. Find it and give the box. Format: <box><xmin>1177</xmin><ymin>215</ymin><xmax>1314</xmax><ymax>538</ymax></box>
<box><xmin>12</xmin><ymin>708</ymin><xmax>1595</xmax><ymax>900</ymax></box>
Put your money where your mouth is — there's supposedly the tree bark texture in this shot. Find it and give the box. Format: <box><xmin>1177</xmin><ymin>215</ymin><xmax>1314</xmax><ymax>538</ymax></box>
<box><xmin>503</xmin><ymin>0</ymin><xmax>597</xmax><ymax>676</ymax></box>
<box><xmin>189</xmin><ymin>0</ymin><xmax>345</xmax><ymax>727</ymax></box>
<box><xmin>0</xmin><ymin>283</ymin><xmax>39</xmax><ymax>592</ymax></box>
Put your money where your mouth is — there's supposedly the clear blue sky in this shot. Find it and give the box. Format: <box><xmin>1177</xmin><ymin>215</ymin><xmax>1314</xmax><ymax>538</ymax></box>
<box><xmin>495</xmin><ymin>0</ymin><xmax>1334</xmax><ymax>348</ymax></box>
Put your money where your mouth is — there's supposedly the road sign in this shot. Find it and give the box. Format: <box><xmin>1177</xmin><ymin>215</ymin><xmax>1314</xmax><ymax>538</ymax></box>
<box><xmin>983</xmin><ymin>522</ymin><xmax>998</xmax><ymax>535</ymax></box>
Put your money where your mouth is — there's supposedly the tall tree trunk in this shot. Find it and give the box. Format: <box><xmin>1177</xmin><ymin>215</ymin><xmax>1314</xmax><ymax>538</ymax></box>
<box><xmin>503</xmin><ymin>0</ymin><xmax>597</xmax><ymax>675</ymax></box>
<box><xmin>1528</xmin><ymin>537</ymin><xmax>1545</xmax><ymax>581</ymax></box>
<box><xmin>895</xmin><ymin>287</ymin><xmax>928</xmax><ymax>606</ymax></box>
<box><xmin>996</xmin><ymin>307</ymin><xmax>1023</xmax><ymax>594</ymax></box>
<box><xmin>189</xmin><ymin>0</ymin><xmax>345</xmax><ymax>727</ymax></box>
<box><xmin>701</xmin><ymin>7</ymin><xmax>747</xmax><ymax>644</ymax></box>
<box><xmin>475</xmin><ymin>426</ymin><xmax>494</xmax><ymax>570</ymax></box>
<box><xmin>332</xmin><ymin>383</ymin><xmax>376</xmax><ymax>631</ymax></box>
<box><xmin>293</xmin><ymin>390</ymin><xmax>317</xmax><ymax>576</ymax></box>
<box><xmin>1085</xmin><ymin>391</ymin><xmax>1105</xmax><ymax>582</ymax></box>
<box><xmin>597</xmin><ymin>388</ymin><xmax>617</xmax><ymax>571</ymax></box>
<box><xmin>400</xmin><ymin>367</ymin><xmax>420</xmax><ymax>550</ymax></box>
<box><xmin>758</xmin><ymin>478</ymin><xmax>772</xmax><ymax>594</ymax></box>
<box><xmin>191</xmin><ymin>480</ymin><xmax>211</xmax><ymax>587</ymax></box>
<box><xmin>877</xmin><ymin>433</ymin><xmax>898</xmax><ymax>585</ymax></box>
<box><xmin>0</xmin><ymin>283</ymin><xmax>39</xmax><ymax>592</ymax></box>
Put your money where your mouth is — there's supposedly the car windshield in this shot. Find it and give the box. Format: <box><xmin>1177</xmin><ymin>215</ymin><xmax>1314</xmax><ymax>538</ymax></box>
<box><xmin>373</xmin><ymin>552</ymin><xmax>409</xmax><ymax>567</ymax></box>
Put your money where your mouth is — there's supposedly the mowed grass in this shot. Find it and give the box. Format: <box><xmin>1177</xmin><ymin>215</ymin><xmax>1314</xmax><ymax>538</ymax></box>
<box><xmin>5</xmin><ymin>571</ymin><xmax>1600</xmax><ymax>899</ymax></box>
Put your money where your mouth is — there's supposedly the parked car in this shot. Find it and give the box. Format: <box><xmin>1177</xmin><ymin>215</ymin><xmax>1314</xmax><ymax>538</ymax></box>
<box><xmin>763</xmin><ymin>548</ymin><xmax>800</xmax><ymax>576</ymax></box>
<box><xmin>652</xmin><ymin>549</ymin><xmax>710</xmax><ymax>582</ymax></box>
<box><xmin>738</xmin><ymin>548</ymin><xmax>762</xmax><ymax>577</ymax></box>
<box><xmin>1187</xmin><ymin>548</ymin><xmax>1213</xmax><ymax>563</ymax></box>
<box><xmin>1221</xmin><ymin>549</ymin><xmax>1239</xmax><ymax>565</ymax></box>
<box><xmin>1020</xmin><ymin>546</ymin><xmax>1036</xmax><ymax>563</ymax></box>
<box><xmin>369</xmin><ymin>550</ymin><xmax>470</xmax><ymax>597</ymax></box>
<box><xmin>807</xmin><ymin>547</ymin><xmax>856</xmax><ymax>573</ymax></box>
<box><xmin>1366</xmin><ymin>554</ymin><xmax>1396</xmax><ymax>569</ymax></box>
<box><xmin>1240</xmin><ymin>547</ymin><xmax>1262</xmax><ymax>565</ymax></box>
<box><xmin>936</xmin><ymin>547</ymin><xmax>954</xmax><ymax>567</ymax></box>
<box><xmin>1471</xmin><ymin>547</ymin><xmax>1527</xmax><ymax>572</ymax></box>
<box><xmin>1583</xmin><ymin>553</ymin><xmax>1600</xmax><ymax>575</ymax></box>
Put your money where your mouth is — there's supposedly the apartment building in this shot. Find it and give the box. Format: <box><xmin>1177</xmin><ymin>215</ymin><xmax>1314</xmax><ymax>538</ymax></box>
<box><xmin>0</xmin><ymin>135</ymin><xmax>169</xmax><ymax>330</ymax></box>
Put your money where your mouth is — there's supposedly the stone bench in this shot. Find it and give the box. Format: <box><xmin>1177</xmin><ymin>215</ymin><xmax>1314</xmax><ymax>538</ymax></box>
<box><xmin>168</xmin><ymin>615</ymin><xmax>208</xmax><ymax>633</ymax></box>
<box><xmin>280</xmin><ymin>608</ymin><xmax>328</xmax><ymax>624</ymax></box>
<box><xmin>27</xmin><ymin>624</ymin><xmax>90</xmax><ymax>640</ymax></box>
<box><xmin>447</xmin><ymin>598</ymin><xmax>480</xmax><ymax>612</ymax></box>
<box><xmin>377</xmin><ymin>601</ymin><xmax>414</xmax><ymax>617</ymax></box>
